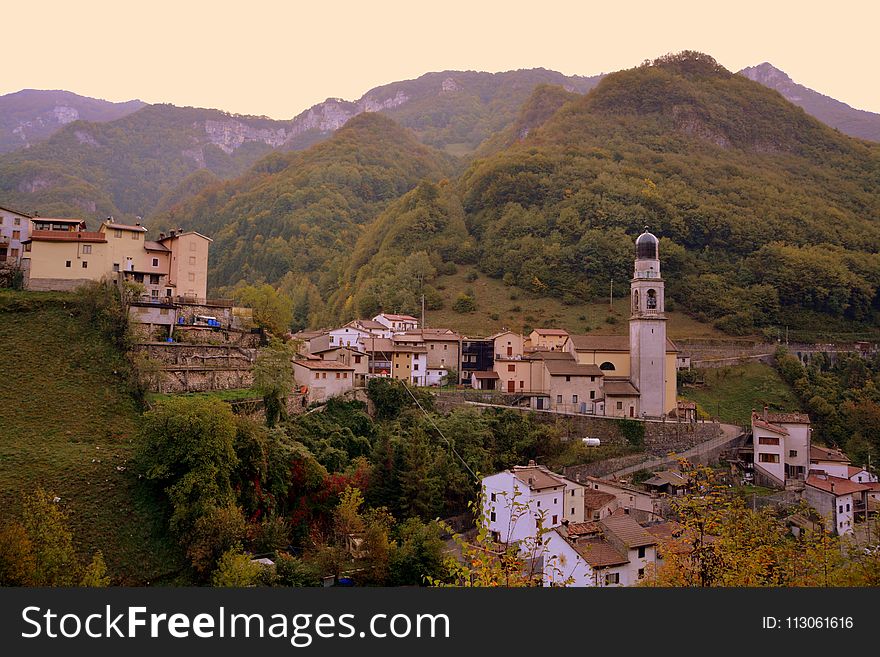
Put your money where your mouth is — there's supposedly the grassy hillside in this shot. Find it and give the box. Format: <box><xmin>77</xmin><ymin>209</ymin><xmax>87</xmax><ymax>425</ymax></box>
<box><xmin>0</xmin><ymin>291</ymin><xmax>184</xmax><ymax>584</ymax></box>
<box><xmin>680</xmin><ymin>362</ymin><xmax>802</xmax><ymax>425</ymax></box>
<box><xmin>423</xmin><ymin>264</ymin><xmax>727</xmax><ymax>339</ymax></box>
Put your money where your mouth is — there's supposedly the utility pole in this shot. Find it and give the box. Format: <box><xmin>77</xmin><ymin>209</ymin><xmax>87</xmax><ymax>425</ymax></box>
<box><xmin>610</xmin><ymin>278</ymin><xmax>614</xmax><ymax>308</ymax></box>
<box><xmin>421</xmin><ymin>293</ymin><xmax>425</xmax><ymax>329</ymax></box>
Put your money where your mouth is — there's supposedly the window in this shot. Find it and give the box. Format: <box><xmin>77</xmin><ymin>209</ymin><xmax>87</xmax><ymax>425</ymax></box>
<box><xmin>12</xmin><ymin>230</ymin><xmax>20</xmax><ymax>239</ymax></box>
<box><xmin>646</xmin><ymin>289</ymin><xmax>657</xmax><ymax>309</ymax></box>
<box><xmin>159</xmin><ymin>308</ymin><xmax>169</xmax><ymax>315</ymax></box>
<box><xmin>189</xmin><ymin>241</ymin><xmax>197</xmax><ymax>251</ymax></box>
<box><xmin>189</xmin><ymin>256</ymin><xmax>196</xmax><ymax>265</ymax></box>
<box><xmin>113</xmin><ymin>263</ymin><xmax>120</xmax><ymax>272</ymax></box>
<box><xmin>554</xmin><ymin>498</ymin><xmax>557</xmax><ymax>504</ymax></box>
<box><xmin>13</xmin><ymin>217</ymin><xmax>20</xmax><ymax>225</ymax></box>
<box><xmin>590</xmin><ymin>390</ymin><xmax>595</xmax><ymax>399</ymax></box>
<box><xmin>590</xmin><ymin>376</ymin><xmax>595</xmax><ymax>382</ymax></box>
<box><xmin>551</xmin><ymin>515</ymin><xmax>558</xmax><ymax>525</ymax></box>
<box><xmin>600</xmin><ymin>362</ymin><xmax>615</xmax><ymax>371</ymax></box>
<box><xmin>188</xmin><ymin>272</ymin><xmax>195</xmax><ymax>281</ymax></box>
<box><xmin>508</xmin><ymin>364</ymin><xmax>515</xmax><ymax>372</ymax></box>
<box><xmin>537</xmin><ymin>501</ymin><xmax>541</xmax><ymax>508</ymax></box>
<box><xmin>490</xmin><ymin>492</ymin><xmax>496</xmax><ymax>502</ymax></box>
<box><xmin>24</xmin><ymin>243</ymin><xmax>31</xmax><ymax>252</ymax></box>
<box><xmin>519</xmin><ymin>380</ymin><xmax>524</xmax><ymax>389</ymax></box>
<box><xmin>789</xmin><ymin>450</ymin><xmax>797</xmax><ymax>458</ymax></box>
<box><xmin>759</xmin><ymin>453</ymin><xmax>780</xmax><ymax>464</ymax></box>
<box><xmin>572</xmin><ymin>395</ymin><xmax>578</xmax><ymax>404</ymax></box>
<box><xmin>557</xmin><ymin>395</ymin><xmax>563</xmax><ymax>404</ymax></box>
<box><xmin>846</xmin><ymin>503</ymin><xmax>850</xmax><ymax>512</ymax></box>
<box><xmin>571</xmin><ymin>490</ymin><xmax>575</xmax><ymax>497</ymax></box>
<box><xmin>838</xmin><ymin>505</ymin><xmax>843</xmax><ymax>514</ymax></box>
<box><xmin>65</xmin><ymin>261</ymin><xmax>71</xmax><ymax>268</ymax></box>
<box><xmin>150</xmin><ymin>274</ymin><xmax>160</xmax><ymax>284</ymax></box>
<box><xmin>637</xmin><ymin>546</ymin><xmax>646</xmax><ymax>558</ymax></box>
<box><xmin>571</xmin><ymin>507</ymin><xmax>575</xmax><ymax>515</ymax></box>
<box><xmin>151</xmin><ymin>289</ymin><xmax>159</xmax><ymax>298</ymax></box>
<box><xmin>444</xmin><ymin>345</ymin><xmax>448</xmax><ymax>350</ymax></box>
<box><xmin>152</xmin><ymin>258</ymin><xmax>159</xmax><ymax>267</ymax></box>
<box><xmin>131</xmin><ymin>232</ymin><xmax>139</xmax><ymax>240</ymax></box>
<box><xmin>490</xmin><ymin>512</ymin><xmax>496</xmax><ymax>522</ymax></box>
<box><xmin>616</xmin><ymin>401</ymin><xmax>623</xmax><ymax>410</ymax></box>
<box><xmin>315</xmin><ymin>373</ymin><xmax>320</xmax><ymax>379</ymax></box>
<box><xmin>10</xmin><ymin>248</ymin><xmax>18</xmax><ymax>257</ymax></box>
<box><xmin>638</xmin><ymin>568</ymin><xmax>645</xmax><ymax>579</ymax></box>
<box><xmin>81</xmin><ymin>244</ymin><xmax>91</xmax><ymax>254</ymax></box>
<box><xmin>81</xmin><ymin>261</ymin><xmax>88</xmax><ymax>268</ymax></box>
<box><xmin>114</xmin><ymin>229</ymin><xmax>122</xmax><ymax>238</ymax></box>
<box><xmin>354</xmin><ymin>356</ymin><xmax>361</xmax><ymax>364</ymax></box>
<box><xmin>604</xmin><ymin>573</ymin><xmax>619</xmax><ymax>585</ymax></box>
<box><xmin>321</xmin><ymin>372</ymin><xmax>327</xmax><ymax>379</ymax></box>
<box><xmin>565</xmin><ymin>376</ymin><xmax>571</xmax><ymax>382</ymax></box>
<box><xmin>758</xmin><ymin>436</ymin><xmax>779</xmax><ymax>445</ymax></box>
<box><xmin>413</xmin><ymin>363</ymin><xmax>419</xmax><ymax>371</ymax></box>
<box><xmin>335</xmin><ymin>372</ymin><xmax>341</xmax><ymax>379</ymax></box>
<box><xmin>343</xmin><ymin>372</ymin><xmax>348</xmax><ymax>379</ymax></box>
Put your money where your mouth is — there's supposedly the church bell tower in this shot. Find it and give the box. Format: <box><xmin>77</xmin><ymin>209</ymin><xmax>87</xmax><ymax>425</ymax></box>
<box><xmin>629</xmin><ymin>227</ymin><xmax>667</xmax><ymax>417</ymax></box>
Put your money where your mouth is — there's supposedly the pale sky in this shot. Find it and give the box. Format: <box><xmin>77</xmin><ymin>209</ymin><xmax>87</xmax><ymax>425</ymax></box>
<box><xmin>5</xmin><ymin>0</ymin><xmax>879</xmax><ymax>118</ymax></box>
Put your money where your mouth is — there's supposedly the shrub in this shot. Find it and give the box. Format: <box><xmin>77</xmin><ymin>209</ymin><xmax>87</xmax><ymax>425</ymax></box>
<box><xmin>453</xmin><ymin>293</ymin><xmax>477</xmax><ymax>313</ymax></box>
<box><xmin>465</xmin><ymin>271</ymin><xmax>478</xmax><ymax>283</ymax></box>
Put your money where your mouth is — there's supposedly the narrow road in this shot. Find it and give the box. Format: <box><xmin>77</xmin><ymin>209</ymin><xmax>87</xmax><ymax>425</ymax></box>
<box><xmin>601</xmin><ymin>422</ymin><xmax>745</xmax><ymax>479</ymax></box>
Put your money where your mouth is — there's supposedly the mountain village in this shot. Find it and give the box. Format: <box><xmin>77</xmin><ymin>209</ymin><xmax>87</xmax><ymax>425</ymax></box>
<box><xmin>3</xmin><ymin>201</ymin><xmax>878</xmax><ymax>587</ymax></box>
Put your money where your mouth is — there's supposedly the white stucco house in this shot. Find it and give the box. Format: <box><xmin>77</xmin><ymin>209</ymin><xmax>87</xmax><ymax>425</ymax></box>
<box><xmin>482</xmin><ymin>462</ymin><xmax>584</xmax><ymax>545</ymax></box>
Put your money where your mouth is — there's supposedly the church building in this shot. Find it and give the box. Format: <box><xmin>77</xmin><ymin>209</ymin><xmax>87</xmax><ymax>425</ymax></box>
<box><xmin>563</xmin><ymin>228</ymin><xmax>678</xmax><ymax>418</ymax></box>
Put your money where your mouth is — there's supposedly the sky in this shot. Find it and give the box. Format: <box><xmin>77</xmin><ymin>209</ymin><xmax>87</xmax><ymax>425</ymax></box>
<box><xmin>5</xmin><ymin>0</ymin><xmax>879</xmax><ymax>118</ymax></box>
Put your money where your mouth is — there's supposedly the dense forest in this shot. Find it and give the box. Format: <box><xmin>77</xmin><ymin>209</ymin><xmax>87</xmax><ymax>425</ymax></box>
<box><xmin>157</xmin><ymin>53</ymin><xmax>880</xmax><ymax>339</ymax></box>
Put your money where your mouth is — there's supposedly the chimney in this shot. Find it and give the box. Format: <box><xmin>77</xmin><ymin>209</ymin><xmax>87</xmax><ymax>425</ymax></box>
<box><xmin>159</xmin><ymin>232</ymin><xmax>165</xmax><ymax>240</ymax></box>
<box><xmin>528</xmin><ymin>459</ymin><xmax>536</xmax><ymax>467</ymax></box>
<box><xmin>763</xmin><ymin>406</ymin><xmax>768</xmax><ymax>421</ymax></box>
<box><xmin>135</xmin><ymin>221</ymin><xmax>141</xmax><ymax>227</ymax></box>
<box><xmin>169</xmin><ymin>229</ymin><xmax>176</xmax><ymax>238</ymax></box>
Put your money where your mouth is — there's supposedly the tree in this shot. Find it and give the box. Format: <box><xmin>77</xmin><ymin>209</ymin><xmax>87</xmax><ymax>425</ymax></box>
<box><xmin>0</xmin><ymin>522</ymin><xmax>36</xmax><ymax>586</ymax></box>
<box><xmin>212</xmin><ymin>549</ymin><xmax>263</xmax><ymax>587</ymax></box>
<box><xmin>389</xmin><ymin>518</ymin><xmax>445</xmax><ymax>585</ymax></box>
<box><xmin>452</xmin><ymin>293</ymin><xmax>476</xmax><ymax>313</ymax></box>
<box><xmin>185</xmin><ymin>504</ymin><xmax>247</xmax><ymax>576</ymax></box>
<box><xmin>80</xmin><ymin>551</ymin><xmax>111</xmax><ymax>587</ymax></box>
<box><xmin>253</xmin><ymin>339</ymin><xmax>298</xmax><ymax>427</ymax></box>
<box><xmin>139</xmin><ymin>397</ymin><xmax>238</xmax><ymax>534</ymax></box>
<box><xmin>21</xmin><ymin>488</ymin><xmax>78</xmax><ymax>586</ymax></box>
<box><xmin>235</xmin><ymin>283</ymin><xmax>294</xmax><ymax>336</ymax></box>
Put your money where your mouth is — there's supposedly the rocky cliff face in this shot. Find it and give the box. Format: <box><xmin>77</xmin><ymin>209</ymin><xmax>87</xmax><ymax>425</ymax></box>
<box><xmin>0</xmin><ymin>90</ymin><xmax>145</xmax><ymax>153</ymax></box>
<box><xmin>739</xmin><ymin>63</ymin><xmax>880</xmax><ymax>142</ymax></box>
<box><xmin>203</xmin><ymin>118</ymin><xmax>290</xmax><ymax>153</ymax></box>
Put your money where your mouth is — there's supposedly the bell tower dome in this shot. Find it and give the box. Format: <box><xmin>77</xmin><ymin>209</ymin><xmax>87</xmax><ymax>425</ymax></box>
<box><xmin>629</xmin><ymin>227</ymin><xmax>667</xmax><ymax>417</ymax></box>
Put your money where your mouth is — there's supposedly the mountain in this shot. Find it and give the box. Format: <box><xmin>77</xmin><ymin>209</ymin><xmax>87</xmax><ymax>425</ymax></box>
<box><xmin>284</xmin><ymin>69</ymin><xmax>602</xmax><ymax>154</ymax></box>
<box><xmin>739</xmin><ymin>63</ymin><xmax>880</xmax><ymax>142</ymax></box>
<box><xmin>0</xmin><ymin>89</ymin><xmax>145</xmax><ymax>153</ymax></box>
<box><xmin>0</xmin><ymin>104</ymin><xmax>295</xmax><ymax>219</ymax></box>
<box><xmin>457</xmin><ymin>52</ymin><xmax>880</xmax><ymax>338</ymax></box>
<box><xmin>154</xmin><ymin>112</ymin><xmax>455</xmax><ymax>312</ymax></box>
<box><xmin>0</xmin><ymin>69</ymin><xmax>600</xmax><ymax>222</ymax></box>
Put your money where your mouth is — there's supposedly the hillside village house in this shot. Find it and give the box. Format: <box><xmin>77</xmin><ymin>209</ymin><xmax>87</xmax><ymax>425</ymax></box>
<box><xmin>312</xmin><ymin>345</ymin><xmax>369</xmax><ymax>387</ymax></box>
<box><xmin>803</xmin><ymin>473</ymin><xmax>869</xmax><ymax>536</ymax></box>
<box><xmin>750</xmin><ymin>409</ymin><xmax>812</xmax><ymax>488</ymax></box>
<box><xmin>22</xmin><ymin>217</ymin><xmax>212</xmax><ymax>299</ymax></box>
<box><xmin>373</xmin><ymin>312</ymin><xmax>419</xmax><ymax>332</ymax></box>
<box><xmin>542</xmin><ymin>511</ymin><xmax>658</xmax><ymax>587</ymax></box>
<box><xmin>0</xmin><ymin>204</ymin><xmax>34</xmax><ymax>264</ymax></box>
<box><xmin>292</xmin><ymin>359</ymin><xmax>355</xmax><ymax>404</ymax></box>
<box><xmin>482</xmin><ymin>462</ymin><xmax>585</xmax><ymax>545</ymax></box>
<box><xmin>529</xmin><ymin>328</ymin><xmax>569</xmax><ymax>351</ymax></box>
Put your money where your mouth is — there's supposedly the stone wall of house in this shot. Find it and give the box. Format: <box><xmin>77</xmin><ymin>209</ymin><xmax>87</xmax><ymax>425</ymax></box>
<box><xmin>133</xmin><ymin>343</ymin><xmax>257</xmax><ymax>393</ymax></box>
<box><xmin>171</xmin><ymin>325</ymin><xmax>262</xmax><ymax>347</ymax></box>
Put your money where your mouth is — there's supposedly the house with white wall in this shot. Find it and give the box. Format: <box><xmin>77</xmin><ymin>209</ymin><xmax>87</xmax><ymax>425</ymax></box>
<box><xmin>804</xmin><ymin>473</ymin><xmax>869</xmax><ymax>536</ymax></box>
<box><xmin>542</xmin><ymin>510</ymin><xmax>658</xmax><ymax>587</ymax></box>
<box><xmin>751</xmin><ymin>409</ymin><xmax>811</xmax><ymax>488</ymax></box>
<box><xmin>482</xmin><ymin>462</ymin><xmax>583</xmax><ymax>545</ymax></box>
<box><xmin>292</xmin><ymin>359</ymin><xmax>355</xmax><ymax>403</ymax></box>
<box><xmin>809</xmin><ymin>444</ymin><xmax>852</xmax><ymax>479</ymax></box>
<box><xmin>373</xmin><ymin>313</ymin><xmax>419</xmax><ymax>332</ymax></box>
